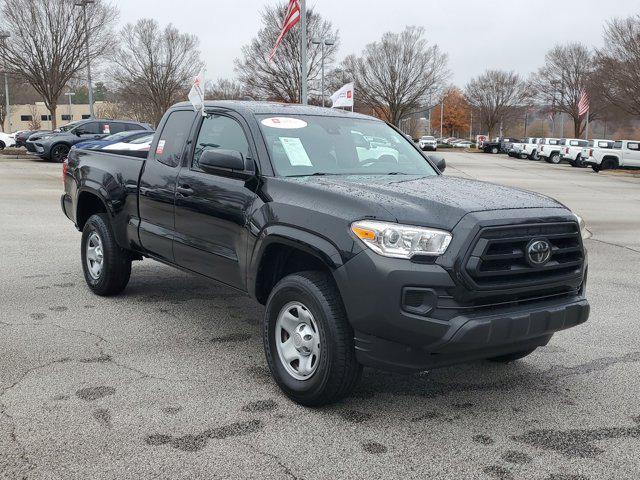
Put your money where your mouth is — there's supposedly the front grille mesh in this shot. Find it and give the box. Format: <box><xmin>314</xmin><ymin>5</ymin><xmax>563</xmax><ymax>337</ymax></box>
<box><xmin>464</xmin><ymin>222</ymin><xmax>584</xmax><ymax>289</ymax></box>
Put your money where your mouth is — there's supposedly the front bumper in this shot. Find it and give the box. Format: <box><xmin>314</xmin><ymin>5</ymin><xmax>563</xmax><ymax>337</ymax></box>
<box><xmin>333</xmin><ymin>220</ymin><xmax>589</xmax><ymax>373</ymax></box>
<box><xmin>354</xmin><ymin>297</ymin><xmax>588</xmax><ymax>372</ymax></box>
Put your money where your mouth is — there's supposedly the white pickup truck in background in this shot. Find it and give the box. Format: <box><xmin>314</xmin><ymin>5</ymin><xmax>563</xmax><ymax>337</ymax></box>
<box><xmin>520</xmin><ymin>138</ymin><xmax>542</xmax><ymax>160</ymax></box>
<box><xmin>559</xmin><ymin>139</ymin><xmax>590</xmax><ymax>167</ymax></box>
<box><xmin>579</xmin><ymin>140</ymin><xmax>614</xmax><ymax>168</ymax></box>
<box><xmin>538</xmin><ymin>138</ymin><xmax>562</xmax><ymax>163</ymax></box>
<box><xmin>585</xmin><ymin>140</ymin><xmax>640</xmax><ymax>172</ymax></box>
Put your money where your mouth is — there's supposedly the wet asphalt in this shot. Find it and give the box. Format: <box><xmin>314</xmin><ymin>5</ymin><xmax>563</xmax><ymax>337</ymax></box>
<box><xmin>1</xmin><ymin>152</ymin><xmax>639</xmax><ymax>479</ymax></box>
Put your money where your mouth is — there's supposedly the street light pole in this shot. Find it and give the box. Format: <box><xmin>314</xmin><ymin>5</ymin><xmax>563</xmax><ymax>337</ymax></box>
<box><xmin>311</xmin><ymin>37</ymin><xmax>335</xmax><ymax>107</ymax></box>
<box><xmin>0</xmin><ymin>31</ymin><xmax>11</xmax><ymax>133</ymax></box>
<box><xmin>75</xmin><ymin>0</ymin><xmax>95</xmax><ymax>118</ymax></box>
<box><xmin>65</xmin><ymin>92</ymin><xmax>76</xmax><ymax>122</ymax></box>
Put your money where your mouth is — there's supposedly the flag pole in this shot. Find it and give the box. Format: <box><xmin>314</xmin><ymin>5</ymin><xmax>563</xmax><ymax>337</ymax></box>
<box><xmin>585</xmin><ymin>109</ymin><xmax>589</xmax><ymax>140</ymax></box>
<box><xmin>300</xmin><ymin>0</ymin><xmax>308</xmax><ymax>105</ymax></box>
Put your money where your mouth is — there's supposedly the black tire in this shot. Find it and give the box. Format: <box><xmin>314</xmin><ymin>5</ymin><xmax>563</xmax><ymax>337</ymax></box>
<box><xmin>263</xmin><ymin>271</ymin><xmax>362</xmax><ymax>407</ymax></box>
<box><xmin>50</xmin><ymin>143</ymin><xmax>70</xmax><ymax>163</ymax></box>
<box><xmin>573</xmin><ymin>154</ymin><xmax>585</xmax><ymax>168</ymax></box>
<box><xmin>491</xmin><ymin>147</ymin><xmax>499</xmax><ymax>154</ymax></box>
<box><xmin>592</xmin><ymin>165</ymin><xmax>601</xmax><ymax>173</ymax></box>
<box><xmin>81</xmin><ymin>213</ymin><xmax>131</xmax><ymax>296</ymax></box>
<box><xmin>602</xmin><ymin>158</ymin><xmax>618</xmax><ymax>171</ymax></box>
<box><xmin>488</xmin><ymin>348</ymin><xmax>537</xmax><ymax>363</ymax></box>
<box><xmin>519</xmin><ymin>153</ymin><xmax>528</xmax><ymax>160</ymax></box>
<box><xmin>0</xmin><ymin>141</ymin><xmax>5</xmax><ymax>151</ymax></box>
<box><xmin>529</xmin><ymin>150</ymin><xmax>539</xmax><ymax>161</ymax></box>
<box><xmin>549</xmin><ymin>153</ymin><xmax>561</xmax><ymax>164</ymax></box>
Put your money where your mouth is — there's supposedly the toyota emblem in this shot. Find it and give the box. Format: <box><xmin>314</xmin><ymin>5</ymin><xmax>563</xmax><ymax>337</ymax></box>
<box><xmin>526</xmin><ymin>239</ymin><xmax>552</xmax><ymax>266</ymax></box>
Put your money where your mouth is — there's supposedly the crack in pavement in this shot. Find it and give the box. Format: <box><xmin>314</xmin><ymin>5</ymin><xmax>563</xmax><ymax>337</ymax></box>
<box><xmin>587</xmin><ymin>237</ymin><xmax>640</xmax><ymax>255</ymax></box>
<box><xmin>0</xmin><ymin>402</ymin><xmax>37</xmax><ymax>473</ymax></box>
<box><xmin>244</xmin><ymin>443</ymin><xmax>302</xmax><ymax>480</ymax></box>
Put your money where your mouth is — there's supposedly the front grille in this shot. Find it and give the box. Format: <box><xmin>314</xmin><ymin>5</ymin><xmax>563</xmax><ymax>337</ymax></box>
<box><xmin>463</xmin><ymin>222</ymin><xmax>584</xmax><ymax>289</ymax></box>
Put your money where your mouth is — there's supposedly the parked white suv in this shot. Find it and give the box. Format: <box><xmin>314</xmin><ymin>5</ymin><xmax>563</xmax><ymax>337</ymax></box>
<box><xmin>538</xmin><ymin>138</ymin><xmax>563</xmax><ymax>164</ymax></box>
<box><xmin>585</xmin><ymin>140</ymin><xmax>640</xmax><ymax>172</ymax></box>
<box><xmin>559</xmin><ymin>139</ymin><xmax>590</xmax><ymax>167</ymax></box>
<box><xmin>418</xmin><ymin>135</ymin><xmax>437</xmax><ymax>151</ymax></box>
<box><xmin>0</xmin><ymin>131</ymin><xmax>16</xmax><ymax>150</ymax></box>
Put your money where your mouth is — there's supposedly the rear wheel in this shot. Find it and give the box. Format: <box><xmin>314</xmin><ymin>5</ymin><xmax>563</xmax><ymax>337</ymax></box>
<box><xmin>491</xmin><ymin>146</ymin><xmax>499</xmax><ymax>154</ymax></box>
<box><xmin>519</xmin><ymin>153</ymin><xmax>528</xmax><ymax>160</ymax></box>
<box><xmin>549</xmin><ymin>153</ymin><xmax>561</xmax><ymax>164</ymax></box>
<box><xmin>263</xmin><ymin>271</ymin><xmax>362</xmax><ymax>406</ymax></box>
<box><xmin>81</xmin><ymin>214</ymin><xmax>132</xmax><ymax>296</ymax></box>
<box><xmin>602</xmin><ymin>158</ymin><xmax>618</xmax><ymax>171</ymax></box>
<box><xmin>529</xmin><ymin>150</ymin><xmax>539</xmax><ymax>161</ymax></box>
<box><xmin>50</xmin><ymin>144</ymin><xmax>70</xmax><ymax>163</ymax></box>
<box><xmin>488</xmin><ymin>348</ymin><xmax>537</xmax><ymax>363</ymax></box>
<box><xmin>0</xmin><ymin>141</ymin><xmax>5</xmax><ymax>151</ymax></box>
<box><xmin>592</xmin><ymin>164</ymin><xmax>601</xmax><ymax>173</ymax></box>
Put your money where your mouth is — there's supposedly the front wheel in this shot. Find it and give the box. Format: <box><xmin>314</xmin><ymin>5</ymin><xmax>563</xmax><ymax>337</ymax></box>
<box><xmin>263</xmin><ymin>271</ymin><xmax>362</xmax><ymax>407</ymax></box>
<box><xmin>488</xmin><ymin>348</ymin><xmax>537</xmax><ymax>363</ymax></box>
<box><xmin>491</xmin><ymin>147</ymin><xmax>499</xmax><ymax>154</ymax></box>
<box><xmin>50</xmin><ymin>144</ymin><xmax>70</xmax><ymax>163</ymax></box>
<box><xmin>81</xmin><ymin>214</ymin><xmax>132</xmax><ymax>296</ymax></box>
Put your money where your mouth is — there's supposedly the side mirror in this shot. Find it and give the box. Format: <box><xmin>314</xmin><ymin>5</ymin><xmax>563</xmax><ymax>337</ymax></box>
<box><xmin>199</xmin><ymin>149</ymin><xmax>247</xmax><ymax>174</ymax></box>
<box><xmin>431</xmin><ymin>156</ymin><xmax>446</xmax><ymax>173</ymax></box>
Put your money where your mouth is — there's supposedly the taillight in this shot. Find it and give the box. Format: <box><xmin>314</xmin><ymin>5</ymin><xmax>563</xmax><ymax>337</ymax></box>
<box><xmin>589</xmin><ymin>149</ymin><xmax>593</xmax><ymax>157</ymax></box>
<box><xmin>541</xmin><ymin>146</ymin><xmax>544</xmax><ymax>151</ymax></box>
<box><xmin>62</xmin><ymin>159</ymin><xmax>68</xmax><ymax>182</ymax></box>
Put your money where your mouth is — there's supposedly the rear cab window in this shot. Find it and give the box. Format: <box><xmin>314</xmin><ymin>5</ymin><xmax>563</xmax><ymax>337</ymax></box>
<box><xmin>155</xmin><ymin>110</ymin><xmax>195</xmax><ymax>167</ymax></box>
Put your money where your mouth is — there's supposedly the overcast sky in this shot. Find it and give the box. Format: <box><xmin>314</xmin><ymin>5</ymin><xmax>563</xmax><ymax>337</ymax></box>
<box><xmin>111</xmin><ymin>0</ymin><xmax>639</xmax><ymax>86</ymax></box>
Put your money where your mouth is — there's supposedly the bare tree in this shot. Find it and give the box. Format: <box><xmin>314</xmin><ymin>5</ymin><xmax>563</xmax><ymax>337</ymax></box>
<box><xmin>111</xmin><ymin>19</ymin><xmax>203</xmax><ymax>125</ymax></box>
<box><xmin>0</xmin><ymin>0</ymin><xmax>117</xmax><ymax>129</ymax></box>
<box><xmin>342</xmin><ymin>26</ymin><xmax>449</xmax><ymax>126</ymax></box>
<box><xmin>531</xmin><ymin>43</ymin><xmax>600</xmax><ymax>137</ymax></box>
<box><xmin>464</xmin><ymin>70</ymin><xmax>529</xmax><ymax>138</ymax></box>
<box><xmin>594</xmin><ymin>15</ymin><xmax>640</xmax><ymax>117</ymax></box>
<box><xmin>27</xmin><ymin>105</ymin><xmax>41</xmax><ymax>130</ymax></box>
<box><xmin>207</xmin><ymin>79</ymin><xmax>245</xmax><ymax>100</ymax></box>
<box><xmin>235</xmin><ymin>2</ymin><xmax>339</xmax><ymax>103</ymax></box>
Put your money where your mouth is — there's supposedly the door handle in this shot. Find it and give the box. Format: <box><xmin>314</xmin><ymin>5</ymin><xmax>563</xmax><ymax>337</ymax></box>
<box><xmin>177</xmin><ymin>185</ymin><xmax>194</xmax><ymax>197</ymax></box>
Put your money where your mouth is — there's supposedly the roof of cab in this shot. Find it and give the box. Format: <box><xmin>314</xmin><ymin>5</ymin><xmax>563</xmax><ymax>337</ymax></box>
<box><xmin>170</xmin><ymin>100</ymin><xmax>378</xmax><ymax>121</ymax></box>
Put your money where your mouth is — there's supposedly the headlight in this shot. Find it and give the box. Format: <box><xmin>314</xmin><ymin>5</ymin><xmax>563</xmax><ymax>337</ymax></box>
<box><xmin>574</xmin><ymin>214</ymin><xmax>589</xmax><ymax>240</ymax></box>
<box><xmin>351</xmin><ymin>220</ymin><xmax>452</xmax><ymax>259</ymax></box>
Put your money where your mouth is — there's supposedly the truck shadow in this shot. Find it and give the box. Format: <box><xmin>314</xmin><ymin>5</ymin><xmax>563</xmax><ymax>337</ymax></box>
<box><xmin>122</xmin><ymin>265</ymin><xmax>581</xmax><ymax>412</ymax></box>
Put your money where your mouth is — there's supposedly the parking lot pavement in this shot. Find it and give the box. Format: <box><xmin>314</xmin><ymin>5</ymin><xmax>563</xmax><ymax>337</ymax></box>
<box><xmin>1</xmin><ymin>154</ymin><xmax>639</xmax><ymax>480</ymax></box>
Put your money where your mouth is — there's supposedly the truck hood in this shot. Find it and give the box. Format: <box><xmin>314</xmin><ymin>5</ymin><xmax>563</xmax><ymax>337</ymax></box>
<box><xmin>286</xmin><ymin>174</ymin><xmax>564</xmax><ymax>230</ymax></box>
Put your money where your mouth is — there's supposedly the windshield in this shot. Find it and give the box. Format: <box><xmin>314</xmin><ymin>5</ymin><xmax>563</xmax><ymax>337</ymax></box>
<box><xmin>257</xmin><ymin>115</ymin><xmax>438</xmax><ymax>177</ymax></box>
<box><xmin>59</xmin><ymin>121</ymin><xmax>82</xmax><ymax>133</ymax></box>
<box><xmin>129</xmin><ymin>134</ymin><xmax>154</xmax><ymax>145</ymax></box>
<box><xmin>104</xmin><ymin>131</ymin><xmax>135</xmax><ymax>142</ymax></box>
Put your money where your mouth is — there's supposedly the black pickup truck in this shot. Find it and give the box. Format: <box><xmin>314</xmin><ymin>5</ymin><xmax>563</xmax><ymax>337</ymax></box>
<box><xmin>61</xmin><ymin>101</ymin><xmax>590</xmax><ymax>406</ymax></box>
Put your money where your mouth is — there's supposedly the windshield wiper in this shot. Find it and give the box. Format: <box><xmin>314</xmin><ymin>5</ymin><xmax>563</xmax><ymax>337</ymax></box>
<box><xmin>287</xmin><ymin>172</ymin><xmax>339</xmax><ymax>178</ymax></box>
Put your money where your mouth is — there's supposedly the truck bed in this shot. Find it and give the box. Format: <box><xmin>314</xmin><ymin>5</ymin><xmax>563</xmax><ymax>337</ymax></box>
<box><xmin>63</xmin><ymin>148</ymin><xmax>148</xmax><ymax>250</ymax></box>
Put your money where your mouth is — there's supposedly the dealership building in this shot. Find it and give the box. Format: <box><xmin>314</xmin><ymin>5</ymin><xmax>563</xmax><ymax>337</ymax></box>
<box><xmin>4</xmin><ymin>102</ymin><xmax>106</xmax><ymax>132</ymax></box>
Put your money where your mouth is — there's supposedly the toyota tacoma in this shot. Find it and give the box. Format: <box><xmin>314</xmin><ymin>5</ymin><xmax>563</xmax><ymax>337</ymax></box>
<box><xmin>61</xmin><ymin>101</ymin><xmax>590</xmax><ymax>406</ymax></box>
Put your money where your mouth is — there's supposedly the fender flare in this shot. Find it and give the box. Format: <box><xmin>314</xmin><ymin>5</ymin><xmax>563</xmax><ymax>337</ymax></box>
<box><xmin>75</xmin><ymin>181</ymin><xmax>115</xmax><ymax>226</ymax></box>
<box><xmin>247</xmin><ymin>225</ymin><xmax>344</xmax><ymax>299</ymax></box>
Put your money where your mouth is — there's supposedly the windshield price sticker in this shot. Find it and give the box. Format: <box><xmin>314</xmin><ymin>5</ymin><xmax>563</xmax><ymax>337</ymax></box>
<box><xmin>279</xmin><ymin>137</ymin><xmax>313</xmax><ymax>166</ymax></box>
<box><xmin>261</xmin><ymin>117</ymin><xmax>308</xmax><ymax>129</ymax></box>
<box><xmin>156</xmin><ymin>139</ymin><xmax>166</xmax><ymax>155</ymax></box>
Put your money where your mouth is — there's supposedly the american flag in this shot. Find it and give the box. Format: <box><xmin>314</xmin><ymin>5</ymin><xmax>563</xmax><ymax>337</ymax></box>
<box><xmin>578</xmin><ymin>90</ymin><xmax>589</xmax><ymax>116</ymax></box>
<box><xmin>268</xmin><ymin>0</ymin><xmax>301</xmax><ymax>61</ymax></box>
